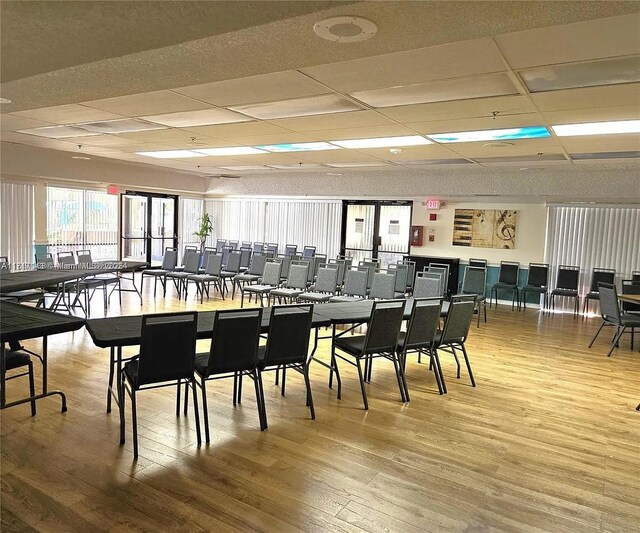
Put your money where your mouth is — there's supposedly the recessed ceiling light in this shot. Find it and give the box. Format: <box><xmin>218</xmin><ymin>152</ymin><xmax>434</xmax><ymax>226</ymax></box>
<box><xmin>482</xmin><ymin>142</ymin><xmax>515</xmax><ymax>148</ymax></box>
<box><xmin>428</xmin><ymin>126</ymin><xmax>550</xmax><ymax>143</ymax></box>
<box><xmin>194</xmin><ymin>147</ymin><xmax>267</xmax><ymax>156</ymax></box>
<box><xmin>141</xmin><ymin>108</ymin><xmax>251</xmax><ymax>127</ymax></box>
<box><xmin>257</xmin><ymin>142</ymin><xmax>339</xmax><ymax>152</ymax></box>
<box><xmin>331</xmin><ymin>135</ymin><xmax>432</xmax><ymax>149</ymax></box>
<box><xmin>228</xmin><ymin>94</ymin><xmax>362</xmax><ymax>120</ymax></box>
<box><xmin>136</xmin><ymin>150</ymin><xmax>207</xmax><ymax>159</ymax></box>
<box><xmin>326</xmin><ymin>172</ymin><xmax>344</xmax><ymax>176</ymax></box>
<box><xmin>0</xmin><ymin>97</ymin><xmax>11</xmax><ymax>104</ymax></box>
<box><xmin>314</xmin><ymin>16</ymin><xmax>377</xmax><ymax>42</ymax></box>
<box><xmin>17</xmin><ymin>125</ymin><xmax>101</xmax><ymax>139</ymax></box>
<box><xmin>552</xmin><ymin>120</ymin><xmax>640</xmax><ymax>137</ymax></box>
<box><xmin>77</xmin><ymin>119</ymin><xmax>167</xmax><ymax>134</ymax></box>
<box><xmin>71</xmin><ymin>156</ymin><xmax>91</xmax><ymax>160</ymax></box>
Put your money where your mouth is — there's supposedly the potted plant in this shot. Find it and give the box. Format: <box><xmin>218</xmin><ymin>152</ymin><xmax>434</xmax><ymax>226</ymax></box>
<box><xmin>193</xmin><ymin>213</ymin><xmax>214</xmax><ymax>253</ymax></box>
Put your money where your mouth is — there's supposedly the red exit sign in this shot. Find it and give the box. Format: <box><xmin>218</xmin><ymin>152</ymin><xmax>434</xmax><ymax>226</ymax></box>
<box><xmin>107</xmin><ymin>184</ymin><xmax>120</xmax><ymax>195</ymax></box>
<box><xmin>426</xmin><ymin>199</ymin><xmax>441</xmax><ymax>210</ymax></box>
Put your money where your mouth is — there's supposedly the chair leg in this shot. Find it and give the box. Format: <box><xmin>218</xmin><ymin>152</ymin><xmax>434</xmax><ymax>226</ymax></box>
<box><xmin>254</xmin><ymin>370</ymin><xmax>268</xmax><ymax>430</ymax></box>
<box><xmin>199</xmin><ymin>376</ymin><xmax>210</xmax><ymax>444</ymax></box>
<box><xmin>131</xmin><ymin>389</ymin><xmax>139</xmax><ymax>459</ymax></box>
<box><xmin>190</xmin><ymin>378</ymin><xmax>201</xmax><ymax>446</ymax></box>
<box><xmin>355</xmin><ymin>357</ymin><xmax>369</xmax><ymax>410</ymax></box>
<box><xmin>119</xmin><ymin>373</ymin><xmax>126</xmax><ymax>445</ymax></box>
<box><xmin>176</xmin><ymin>380</ymin><xmax>181</xmax><ymax>416</ymax></box>
<box><xmin>107</xmin><ymin>348</ymin><xmax>115</xmax><ymax>413</ymax></box>
<box><xmin>392</xmin><ymin>355</ymin><xmax>407</xmax><ymax>402</ymax></box>
<box><xmin>608</xmin><ymin>326</ymin><xmax>626</xmax><ymax>357</ymax></box>
<box><xmin>452</xmin><ymin>347</ymin><xmax>461</xmax><ymax>378</ymax></box>
<box><xmin>588</xmin><ymin>321</ymin><xmax>606</xmax><ymax>348</ymax></box>
<box><xmin>303</xmin><ymin>362</ymin><xmax>315</xmax><ymax>420</ymax></box>
<box><xmin>28</xmin><ymin>361</ymin><xmax>36</xmax><ymax>416</ymax></box>
<box><xmin>183</xmin><ymin>380</ymin><xmax>189</xmax><ymax>415</ymax></box>
<box><xmin>461</xmin><ymin>344</ymin><xmax>476</xmax><ymax>387</ymax></box>
<box><xmin>432</xmin><ymin>348</ymin><xmax>447</xmax><ymax>394</ymax></box>
<box><xmin>281</xmin><ymin>366</ymin><xmax>287</xmax><ymax>396</ymax></box>
<box><xmin>233</xmin><ymin>372</ymin><xmax>238</xmax><ymax>405</ymax></box>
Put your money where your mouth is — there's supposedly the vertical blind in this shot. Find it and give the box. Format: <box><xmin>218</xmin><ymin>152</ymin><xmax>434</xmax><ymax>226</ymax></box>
<box><xmin>205</xmin><ymin>199</ymin><xmax>341</xmax><ymax>257</ymax></box>
<box><xmin>0</xmin><ymin>181</ymin><xmax>34</xmax><ymax>267</ymax></box>
<box><xmin>544</xmin><ymin>205</ymin><xmax>640</xmax><ymax>293</ymax></box>
<box><xmin>179</xmin><ymin>197</ymin><xmax>203</xmax><ymax>248</ymax></box>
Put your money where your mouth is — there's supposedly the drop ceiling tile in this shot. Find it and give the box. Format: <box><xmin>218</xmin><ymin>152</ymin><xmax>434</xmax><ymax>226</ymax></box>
<box><xmin>294</xmin><ymin>150</ymin><xmax>378</xmax><ymax>164</ymax></box>
<box><xmin>379</xmin><ymin>95</ymin><xmax>535</xmax><ymax>123</ymax></box>
<box><xmin>228</xmin><ymin>94</ymin><xmax>363</xmax><ymax>120</ymax></box>
<box><xmin>224</xmin><ymin>153</ymin><xmax>307</xmax><ymax>165</ymax></box>
<box><xmin>183</xmin><ymin>121</ymin><xmax>292</xmax><ymax>138</ymax></box>
<box><xmin>173</xmin><ymin>71</ymin><xmax>328</xmax><ymax>107</ymax></box>
<box><xmin>0</xmin><ymin>131</ymin><xmax>78</xmax><ymax>150</ymax></box>
<box><xmin>302</xmin><ymin>38</ymin><xmax>506</xmax><ymax>93</ymax></box>
<box><xmin>531</xmin><ymin>83</ymin><xmax>640</xmax><ymax>112</ymax></box>
<box><xmin>221</xmin><ymin>133</ymin><xmax>317</xmax><ymax>145</ymax></box>
<box><xmin>543</xmin><ymin>106</ymin><xmax>640</xmax><ymax>125</ymax></box>
<box><xmin>62</xmin><ymin>135</ymin><xmax>147</xmax><ymax>147</ymax></box>
<box><xmin>557</xmin><ymin>134</ymin><xmax>640</xmax><ymax>153</ymax></box>
<box><xmin>354</xmin><ymin>145</ymin><xmax>455</xmax><ymax>159</ymax></box>
<box><xmin>2</xmin><ymin>114</ymin><xmax>54</xmax><ymax>131</ymax></box>
<box><xmin>17</xmin><ymin>125</ymin><xmax>100</xmax><ymax>138</ymax></box>
<box><xmin>447</xmin><ymin>137</ymin><xmax>564</xmax><ymax>158</ymax></box>
<box><xmin>407</xmin><ymin>113</ymin><xmax>545</xmax><ymax>134</ymax></box>
<box><xmin>350</xmin><ymin>73</ymin><xmax>519</xmax><ymax>108</ymax></box>
<box><xmin>82</xmin><ymin>90</ymin><xmax>205</xmax><ymax>116</ymax></box>
<box><xmin>118</xmin><ymin>128</ymin><xmax>208</xmax><ymax>142</ymax></box>
<box><xmin>270</xmin><ymin>110</ymin><xmax>394</xmax><ymax>132</ymax></box>
<box><xmin>10</xmin><ymin>104</ymin><xmax>125</xmax><ymax>125</ymax></box>
<box><xmin>141</xmin><ymin>108</ymin><xmax>252</xmax><ymax>127</ymax></box>
<box><xmin>496</xmin><ymin>13</ymin><xmax>640</xmax><ymax>69</ymax></box>
<box><xmin>311</xmin><ymin>125</ymin><xmax>417</xmax><ymax>141</ymax></box>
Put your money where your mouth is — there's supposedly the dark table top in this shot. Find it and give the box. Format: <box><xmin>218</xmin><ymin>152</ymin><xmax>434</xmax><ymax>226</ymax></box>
<box><xmin>0</xmin><ymin>301</ymin><xmax>85</xmax><ymax>342</ymax></box>
<box><xmin>0</xmin><ymin>261</ymin><xmax>148</xmax><ymax>293</ymax></box>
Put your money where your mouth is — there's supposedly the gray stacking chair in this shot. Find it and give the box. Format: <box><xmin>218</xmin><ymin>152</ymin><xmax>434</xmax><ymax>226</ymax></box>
<box><xmin>232</xmin><ymin>253</ymin><xmax>267</xmax><ymax>298</ymax></box>
<box><xmin>388</xmin><ymin>263</ymin><xmax>408</xmax><ymax>297</ymax></box>
<box><xmin>368</xmin><ymin>271</ymin><xmax>397</xmax><ymax>300</ymax></box>
<box><xmin>241</xmin><ymin>259</ymin><xmax>282</xmax><ymax>307</ymax></box>
<box><xmin>621</xmin><ymin>279</ymin><xmax>640</xmax><ymax>316</ymax></box>
<box><xmin>238</xmin><ymin>246</ymin><xmax>252</xmax><ymax>271</ymax></box>
<box><xmin>166</xmin><ymin>250</ymin><xmax>201</xmax><ymax>299</ymax></box>
<box><xmin>332</xmin><ymin>300</ymin><xmax>406</xmax><ymax>409</ymax></box>
<box><xmin>490</xmin><ymin>261</ymin><xmax>520</xmax><ymax>310</ymax></box>
<box><xmin>400</xmin><ymin>260</ymin><xmax>416</xmax><ymax>293</ymax></box>
<box><xmin>252</xmin><ymin>242</ymin><xmax>264</xmax><ymax>254</ymax></box>
<box><xmin>396</xmin><ymin>298</ymin><xmax>445</xmax><ymax>397</ymax></box>
<box><xmin>141</xmin><ymin>247</ymin><xmax>178</xmax><ymax>297</ymax></box>
<box><xmin>219</xmin><ymin>251</ymin><xmax>242</xmax><ymax>296</ymax></box>
<box><xmin>583</xmin><ymin>268</ymin><xmax>616</xmax><ymax>316</ymax></box>
<box><xmin>428</xmin><ymin>263</ymin><xmax>450</xmax><ymax>295</ymax></box>
<box><xmin>414</xmin><ymin>271</ymin><xmax>443</xmax><ymax>298</ymax></box>
<box><xmin>359</xmin><ymin>260</ymin><xmax>379</xmax><ymax>291</ymax></box>
<box><xmin>588</xmin><ymin>282</ymin><xmax>640</xmax><ymax>356</ymax></box>
<box><xmin>265</xmin><ymin>243</ymin><xmax>278</xmax><ymax>256</ymax></box>
<box><xmin>302</xmin><ymin>246</ymin><xmax>316</xmax><ymax>259</ymax></box>
<box><xmin>521</xmin><ymin>263</ymin><xmax>550</xmax><ymax>311</ymax></box>
<box><xmin>550</xmin><ymin>265</ymin><xmax>580</xmax><ymax>316</ymax></box>
<box><xmin>187</xmin><ymin>252</ymin><xmax>223</xmax><ymax>303</ymax></box>
<box><xmin>174</xmin><ymin>245</ymin><xmax>198</xmax><ymax>272</ymax></box>
<box><xmin>309</xmin><ymin>254</ymin><xmax>327</xmax><ymax>285</ymax></box>
<box><xmin>329</xmin><ymin>267</ymin><xmax>368</xmax><ymax>302</ymax></box>
<box><xmin>241</xmin><ymin>241</ymin><xmax>252</xmax><ymax>249</ymax></box>
<box><xmin>299</xmin><ymin>265</ymin><xmax>339</xmax><ymax>303</ymax></box>
<box><xmin>469</xmin><ymin>258</ymin><xmax>487</xmax><ymax>268</ymax></box>
<box><xmin>633</xmin><ymin>271</ymin><xmax>640</xmax><ymax>282</ymax></box>
<box><xmin>228</xmin><ymin>240</ymin><xmax>239</xmax><ymax>250</ymax></box>
<box><xmin>57</xmin><ymin>251</ymin><xmax>105</xmax><ymax>316</ymax></box>
<box><xmin>460</xmin><ymin>266</ymin><xmax>487</xmax><ymax>327</ymax></box>
<box><xmin>284</xmin><ymin>244</ymin><xmax>298</xmax><ymax>256</ymax></box>
<box><xmin>269</xmin><ymin>261</ymin><xmax>309</xmax><ymax>304</ymax></box>
<box><xmin>433</xmin><ymin>298</ymin><xmax>477</xmax><ymax>388</ymax></box>
<box><xmin>215</xmin><ymin>239</ymin><xmax>226</xmax><ymax>253</ymax></box>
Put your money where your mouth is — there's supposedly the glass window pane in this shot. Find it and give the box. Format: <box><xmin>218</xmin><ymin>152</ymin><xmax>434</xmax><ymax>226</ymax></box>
<box><xmin>379</xmin><ymin>204</ymin><xmax>411</xmax><ymax>260</ymax></box>
<box><xmin>345</xmin><ymin>204</ymin><xmax>375</xmax><ymax>251</ymax></box>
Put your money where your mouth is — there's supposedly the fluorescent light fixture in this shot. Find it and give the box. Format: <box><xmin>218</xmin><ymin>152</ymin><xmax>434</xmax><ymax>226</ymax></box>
<box><xmin>77</xmin><ymin>119</ymin><xmax>167</xmax><ymax>134</ymax></box>
<box><xmin>141</xmin><ymin>108</ymin><xmax>251</xmax><ymax>127</ymax></box>
<box><xmin>428</xmin><ymin>126</ymin><xmax>550</xmax><ymax>143</ymax></box>
<box><xmin>219</xmin><ymin>165</ymin><xmax>267</xmax><ymax>170</ymax></box>
<box><xmin>257</xmin><ymin>142</ymin><xmax>339</xmax><ymax>152</ymax></box>
<box><xmin>194</xmin><ymin>146</ymin><xmax>267</xmax><ymax>156</ymax></box>
<box><xmin>325</xmin><ymin>162</ymin><xmax>389</xmax><ymax>168</ymax></box>
<box><xmin>552</xmin><ymin>120</ymin><xmax>640</xmax><ymax>137</ymax></box>
<box><xmin>136</xmin><ymin>150</ymin><xmax>207</xmax><ymax>159</ymax></box>
<box><xmin>331</xmin><ymin>135</ymin><xmax>431</xmax><ymax>149</ymax></box>
<box><xmin>17</xmin><ymin>125</ymin><xmax>100</xmax><ymax>138</ymax></box>
<box><xmin>228</xmin><ymin>94</ymin><xmax>362</xmax><ymax>120</ymax></box>
<box><xmin>571</xmin><ymin>151</ymin><xmax>640</xmax><ymax>160</ymax></box>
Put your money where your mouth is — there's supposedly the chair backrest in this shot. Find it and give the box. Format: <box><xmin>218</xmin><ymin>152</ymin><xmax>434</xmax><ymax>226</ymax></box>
<box><xmin>342</xmin><ymin>268</ymin><xmax>368</xmax><ymax>297</ymax></box>
<box><xmin>136</xmin><ymin>311</ymin><xmax>198</xmax><ymax>386</ymax></box>
<box><xmin>332</xmin><ymin>258</ymin><xmax>348</xmax><ymax>285</ymax></box>
<box><xmin>265</xmin><ymin>243</ymin><xmax>278</xmax><ymax>255</ymax></box>
<box><xmin>403</xmin><ymin>298</ymin><xmax>443</xmax><ymax>350</ymax></box>
<box><xmin>284</xmin><ymin>244</ymin><xmax>298</xmax><ymax>256</ymax></box>
<box><xmin>589</xmin><ymin>268</ymin><xmax>616</xmax><ymax>292</ymax></box>
<box><xmin>182</xmin><ymin>245</ymin><xmax>198</xmax><ymax>265</ymax></box>
<box><xmin>468</xmin><ymin>258</ymin><xmax>487</xmax><ymax>268</ymax></box>
<box><xmin>428</xmin><ymin>263</ymin><xmax>450</xmax><ymax>293</ymax></box>
<box><xmin>369</xmin><ymin>271</ymin><xmax>397</xmax><ymax>300</ymax></box>
<box><xmin>241</xmin><ymin>241</ymin><xmax>252</xmax><ymax>248</ymax></box>
<box><xmin>398</xmin><ymin>260</ymin><xmax>416</xmax><ymax>290</ymax></box>
<box><xmin>228</xmin><ymin>240</ymin><xmax>239</xmax><ymax>250</ymax></box>
<box><xmin>278</xmin><ymin>255</ymin><xmax>292</xmax><ymax>279</ymax></box>
<box><xmin>215</xmin><ymin>239</ymin><xmax>226</xmax><ymax>253</ymax></box>
<box><xmin>252</xmin><ymin>242</ymin><xmax>264</xmax><ymax>254</ymax></box>
<box><xmin>440</xmin><ymin>299</ymin><xmax>475</xmax><ymax>344</ymax></box>
<box><xmin>183</xmin><ymin>250</ymin><xmax>202</xmax><ymax>274</ymax></box>
<box><xmin>262</xmin><ymin>305</ymin><xmax>314</xmax><ymax>366</ymax></box>
<box><xmin>35</xmin><ymin>253</ymin><xmax>54</xmax><ymax>269</ymax></box>
<box><xmin>526</xmin><ymin>263</ymin><xmax>549</xmax><ymax>288</ymax></box>
<box><xmin>221</xmin><ymin>245</ymin><xmax>232</xmax><ymax>266</ymax></box>
<box><xmin>621</xmin><ymin>279</ymin><xmax>640</xmax><ymax>313</ymax></box>
<box><xmin>0</xmin><ymin>256</ymin><xmax>8</xmax><ymax>270</ymax></box>
<box><xmin>285</xmin><ymin>262</ymin><xmax>310</xmax><ymax>290</ymax></box>
<box><xmin>248</xmin><ymin>253</ymin><xmax>267</xmax><ymax>275</ymax></box>
<box><xmin>202</xmin><ymin>247</ymin><xmax>216</xmax><ymax>267</ymax></box>
<box><xmin>57</xmin><ymin>251</ymin><xmax>76</xmax><ymax>268</ymax></box>
<box><xmin>414</xmin><ymin>272</ymin><xmax>442</xmax><ymax>298</ymax></box>
<box><xmin>224</xmin><ymin>251</ymin><xmax>242</xmax><ymax>273</ymax></box>
<box><xmin>633</xmin><ymin>271</ymin><xmax>640</xmax><ymax>282</ymax></box>
<box><xmin>425</xmin><ymin>266</ymin><xmax>447</xmax><ymax>295</ymax></box>
<box><xmin>388</xmin><ymin>263</ymin><xmax>408</xmax><ymax>294</ymax></box>
<box><xmin>461</xmin><ymin>266</ymin><xmax>486</xmax><ymax>296</ymax></box>
<box><xmin>76</xmin><ymin>249</ymin><xmax>93</xmax><ymax>267</ymax></box>
<box><xmin>205</xmin><ymin>308</ymin><xmax>263</xmax><ymax>375</ymax></box>
<box><xmin>161</xmin><ymin>247</ymin><xmax>178</xmax><ymax>270</ymax></box>
<box><xmin>556</xmin><ymin>265</ymin><xmax>580</xmax><ymax>290</ymax></box>
<box><xmin>239</xmin><ymin>247</ymin><xmax>252</xmax><ymax>269</ymax></box>
<box><xmin>308</xmin><ymin>254</ymin><xmax>327</xmax><ymax>282</ymax></box>
<box><xmin>302</xmin><ymin>246</ymin><xmax>316</xmax><ymax>259</ymax></box>
<box><xmin>204</xmin><ymin>252</ymin><xmax>223</xmax><ymax>276</ymax></box>
<box><xmin>598</xmin><ymin>282</ymin><xmax>621</xmax><ymax>323</ymax></box>
<box><xmin>359</xmin><ymin>261</ymin><xmax>379</xmax><ymax>289</ymax></box>
<box><xmin>261</xmin><ymin>260</ymin><xmax>283</xmax><ymax>286</ymax></box>
<box><xmin>362</xmin><ymin>300</ymin><xmax>405</xmax><ymax>355</ymax></box>
<box><xmin>498</xmin><ymin>261</ymin><xmax>520</xmax><ymax>285</ymax></box>
<box><xmin>314</xmin><ymin>266</ymin><xmax>339</xmax><ymax>294</ymax></box>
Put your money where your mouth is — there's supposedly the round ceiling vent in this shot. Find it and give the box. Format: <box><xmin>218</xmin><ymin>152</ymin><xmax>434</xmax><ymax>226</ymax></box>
<box><xmin>482</xmin><ymin>141</ymin><xmax>515</xmax><ymax>148</ymax></box>
<box><xmin>314</xmin><ymin>16</ymin><xmax>377</xmax><ymax>43</ymax></box>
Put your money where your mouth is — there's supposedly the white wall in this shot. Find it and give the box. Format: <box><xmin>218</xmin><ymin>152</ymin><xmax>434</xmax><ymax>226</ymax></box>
<box><xmin>410</xmin><ymin>201</ymin><xmax>547</xmax><ymax>266</ymax></box>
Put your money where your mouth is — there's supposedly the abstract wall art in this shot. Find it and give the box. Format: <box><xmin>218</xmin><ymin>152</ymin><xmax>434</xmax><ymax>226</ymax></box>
<box><xmin>452</xmin><ymin>209</ymin><xmax>517</xmax><ymax>249</ymax></box>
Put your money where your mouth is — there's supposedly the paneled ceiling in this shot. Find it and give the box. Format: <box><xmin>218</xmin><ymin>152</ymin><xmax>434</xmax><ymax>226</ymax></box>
<box><xmin>1</xmin><ymin>0</ymin><xmax>639</xmax><ymax>192</ymax></box>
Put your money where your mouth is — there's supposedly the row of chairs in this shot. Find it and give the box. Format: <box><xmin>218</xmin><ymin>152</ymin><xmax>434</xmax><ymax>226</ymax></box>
<box><xmin>213</xmin><ymin>239</ymin><xmax>317</xmax><ymax>259</ymax></box>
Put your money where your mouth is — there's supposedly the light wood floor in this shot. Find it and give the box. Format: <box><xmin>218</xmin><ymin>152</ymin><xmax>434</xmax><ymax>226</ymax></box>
<box><xmin>2</xmin><ymin>281</ymin><xmax>639</xmax><ymax>533</ymax></box>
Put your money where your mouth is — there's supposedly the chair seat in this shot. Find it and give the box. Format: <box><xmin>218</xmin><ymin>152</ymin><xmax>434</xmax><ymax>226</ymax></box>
<box><xmin>123</xmin><ymin>358</ymin><xmax>139</xmax><ymax>384</ymax></box>
<box><xmin>187</xmin><ymin>274</ymin><xmax>220</xmax><ymax>282</ymax></box>
<box><xmin>299</xmin><ymin>292</ymin><xmax>332</xmax><ymax>303</ymax></box>
<box><xmin>234</xmin><ymin>273</ymin><xmax>260</xmax><ymax>282</ymax></box>
<box><xmin>334</xmin><ymin>335</ymin><xmax>366</xmax><ymax>356</ymax></box>
<box><xmin>621</xmin><ymin>313</ymin><xmax>640</xmax><ymax>326</ymax></box>
<box><xmin>493</xmin><ymin>282</ymin><xmax>517</xmax><ymax>289</ymax></box>
<box><xmin>551</xmin><ymin>288</ymin><xmax>578</xmax><ymax>296</ymax></box>
<box><xmin>397</xmin><ymin>330</ymin><xmax>433</xmax><ymax>352</ymax></box>
<box><xmin>166</xmin><ymin>272</ymin><xmax>189</xmax><ymax>279</ymax></box>
<box><xmin>270</xmin><ymin>288</ymin><xmax>304</xmax><ymax>299</ymax></box>
<box><xmin>1</xmin><ymin>289</ymin><xmax>44</xmax><ymax>302</ymax></box>
<box><xmin>220</xmin><ymin>271</ymin><xmax>238</xmax><ymax>278</ymax></box>
<box><xmin>521</xmin><ymin>285</ymin><xmax>547</xmax><ymax>294</ymax></box>
<box><xmin>4</xmin><ymin>350</ymin><xmax>31</xmax><ymax>370</ymax></box>
<box><xmin>329</xmin><ymin>295</ymin><xmax>364</xmax><ymax>303</ymax></box>
<box><xmin>194</xmin><ymin>353</ymin><xmax>210</xmax><ymax>375</ymax></box>
<box><xmin>243</xmin><ymin>284</ymin><xmax>274</xmax><ymax>294</ymax></box>
<box><xmin>142</xmin><ymin>269</ymin><xmax>169</xmax><ymax>276</ymax></box>
<box><xmin>585</xmin><ymin>291</ymin><xmax>599</xmax><ymax>300</ymax></box>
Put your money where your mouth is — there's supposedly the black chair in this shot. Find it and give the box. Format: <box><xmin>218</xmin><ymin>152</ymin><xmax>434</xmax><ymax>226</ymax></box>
<box><xmin>396</xmin><ymin>298</ymin><xmax>444</xmax><ymax>398</ymax></box>
<box><xmin>633</xmin><ymin>271</ymin><xmax>640</xmax><ymax>282</ymax></box>
<box><xmin>332</xmin><ymin>300</ymin><xmax>405</xmax><ymax>409</ymax></box>
<box><xmin>194</xmin><ymin>308</ymin><xmax>265</xmax><ymax>442</ymax></box>
<box><xmin>76</xmin><ymin>249</ymin><xmax>122</xmax><ymax>307</ymax></box>
<box><xmin>460</xmin><ymin>266</ymin><xmax>487</xmax><ymax>327</ymax></box>
<box><xmin>490</xmin><ymin>261</ymin><xmax>520</xmax><ymax>310</ymax></box>
<box><xmin>521</xmin><ymin>263</ymin><xmax>550</xmax><ymax>311</ymax></box>
<box><xmin>468</xmin><ymin>258</ymin><xmax>487</xmax><ymax>268</ymax></box>
<box><xmin>119</xmin><ymin>311</ymin><xmax>200</xmax><ymax>459</ymax></box>
<box><xmin>583</xmin><ymin>268</ymin><xmax>616</xmax><ymax>316</ymax></box>
<box><xmin>588</xmin><ymin>283</ymin><xmax>640</xmax><ymax>357</ymax></box>
<box><xmin>1</xmin><ymin>345</ymin><xmax>39</xmax><ymax>416</ymax></box>
<box><xmin>433</xmin><ymin>297</ymin><xmax>477</xmax><ymax>388</ymax></box>
<box><xmin>550</xmin><ymin>265</ymin><xmax>580</xmax><ymax>317</ymax></box>
<box><xmin>140</xmin><ymin>247</ymin><xmax>178</xmax><ymax>297</ymax></box>
<box><xmin>621</xmin><ymin>279</ymin><xmax>640</xmax><ymax>316</ymax></box>
<box><xmin>258</xmin><ymin>304</ymin><xmax>315</xmax><ymax>420</ymax></box>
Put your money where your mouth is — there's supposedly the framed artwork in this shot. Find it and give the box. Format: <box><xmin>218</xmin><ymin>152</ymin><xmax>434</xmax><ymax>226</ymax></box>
<box><xmin>452</xmin><ymin>209</ymin><xmax>517</xmax><ymax>249</ymax></box>
<box><xmin>410</xmin><ymin>225</ymin><xmax>424</xmax><ymax>246</ymax></box>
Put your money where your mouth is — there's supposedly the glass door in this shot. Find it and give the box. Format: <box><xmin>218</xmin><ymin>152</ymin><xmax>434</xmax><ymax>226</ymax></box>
<box><xmin>341</xmin><ymin>200</ymin><xmax>412</xmax><ymax>267</ymax></box>
<box><xmin>121</xmin><ymin>192</ymin><xmax>178</xmax><ymax>266</ymax></box>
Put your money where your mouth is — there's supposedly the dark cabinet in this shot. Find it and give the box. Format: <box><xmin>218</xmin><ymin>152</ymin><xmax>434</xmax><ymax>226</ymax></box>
<box><xmin>405</xmin><ymin>255</ymin><xmax>460</xmax><ymax>296</ymax></box>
